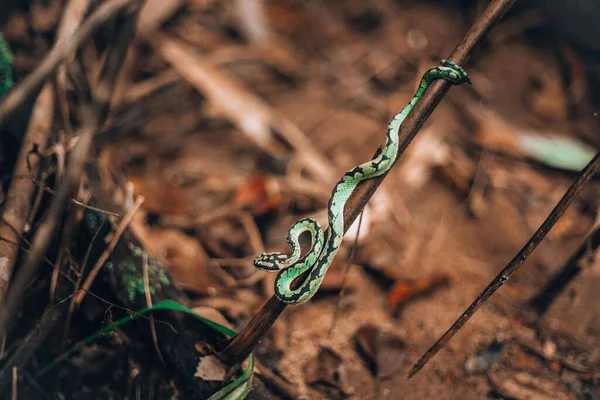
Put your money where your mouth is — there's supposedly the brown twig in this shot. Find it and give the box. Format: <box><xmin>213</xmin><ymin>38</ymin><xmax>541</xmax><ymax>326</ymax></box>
<box><xmin>55</xmin><ymin>0</ymin><xmax>92</xmax><ymax>135</ymax></box>
<box><xmin>527</xmin><ymin>223</ymin><xmax>600</xmax><ymax>316</ymax></box>
<box><xmin>63</xmin><ymin>219</ymin><xmax>106</xmax><ymax>346</ymax></box>
<box><xmin>26</xmin><ymin>148</ymin><xmax>120</xmax><ymax>217</ymax></box>
<box><xmin>142</xmin><ymin>250</ymin><xmax>165</xmax><ymax>364</ymax></box>
<box><xmin>0</xmin><ymin>0</ymin><xmax>132</xmax><ymax>309</ymax></box>
<box><xmin>217</xmin><ymin>0</ymin><xmax>517</xmax><ymax>366</ymax></box>
<box><xmin>407</xmin><ymin>150</ymin><xmax>600</xmax><ymax>378</ymax></box>
<box><xmin>0</xmin><ymin>0</ymin><xmax>138</xmax><ymax>127</ymax></box>
<box><xmin>0</xmin><ymin>1</ymin><xmax>142</xmax><ymax>335</ymax></box>
<box><xmin>74</xmin><ymin>195</ymin><xmax>144</xmax><ymax>305</ymax></box>
<box><xmin>0</xmin><ymin>84</ymin><xmax>54</xmax><ymax>309</ymax></box>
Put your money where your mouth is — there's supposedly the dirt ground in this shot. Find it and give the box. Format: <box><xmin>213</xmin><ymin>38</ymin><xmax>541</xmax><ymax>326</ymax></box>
<box><xmin>1</xmin><ymin>0</ymin><xmax>600</xmax><ymax>399</ymax></box>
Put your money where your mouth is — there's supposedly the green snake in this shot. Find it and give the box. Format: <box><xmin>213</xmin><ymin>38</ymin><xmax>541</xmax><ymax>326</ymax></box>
<box><xmin>254</xmin><ymin>60</ymin><xmax>471</xmax><ymax>304</ymax></box>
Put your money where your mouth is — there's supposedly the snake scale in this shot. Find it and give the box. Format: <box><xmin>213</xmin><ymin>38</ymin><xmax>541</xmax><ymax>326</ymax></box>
<box><xmin>254</xmin><ymin>60</ymin><xmax>471</xmax><ymax>304</ymax></box>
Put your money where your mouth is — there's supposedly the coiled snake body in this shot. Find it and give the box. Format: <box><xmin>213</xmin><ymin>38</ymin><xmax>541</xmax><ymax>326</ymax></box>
<box><xmin>254</xmin><ymin>60</ymin><xmax>471</xmax><ymax>304</ymax></box>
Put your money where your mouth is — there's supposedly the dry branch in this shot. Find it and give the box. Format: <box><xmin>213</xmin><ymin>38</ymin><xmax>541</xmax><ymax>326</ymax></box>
<box><xmin>0</xmin><ymin>0</ymin><xmax>143</xmax><ymax>335</ymax></box>
<box><xmin>0</xmin><ymin>0</ymin><xmax>139</xmax><ymax>128</ymax></box>
<box><xmin>0</xmin><ymin>84</ymin><xmax>53</xmax><ymax>308</ymax></box>
<box><xmin>409</xmin><ymin>150</ymin><xmax>600</xmax><ymax>377</ymax></box>
<box><xmin>217</xmin><ymin>0</ymin><xmax>517</xmax><ymax>366</ymax></box>
<box><xmin>152</xmin><ymin>34</ymin><xmax>338</xmax><ymax>186</ymax></box>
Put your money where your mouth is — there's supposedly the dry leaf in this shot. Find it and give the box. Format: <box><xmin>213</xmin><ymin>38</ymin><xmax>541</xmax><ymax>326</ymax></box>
<box><xmin>145</xmin><ymin>229</ymin><xmax>224</xmax><ymax>296</ymax></box>
<box><xmin>464</xmin><ymin>341</ymin><xmax>503</xmax><ymax>374</ymax></box>
<box><xmin>154</xmin><ymin>35</ymin><xmax>336</xmax><ymax>185</ymax></box>
<box><xmin>233</xmin><ymin>175</ymin><xmax>282</xmax><ymax>215</ymax></box>
<box><xmin>192</xmin><ymin>307</ymin><xmax>233</xmax><ymax>330</ymax></box>
<box><xmin>387</xmin><ymin>273</ymin><xmax>450</xmax><ymax>312</ymax></box>
<box><xmin>304</xmin><ymin>346</ymin><xmax>352</xmax><ymax>398</ymax></box>
<box><xmin>354</xmin><ymin>324</ymin><xmax>406</xmax><ymax>379</ymax></box>
<box><xmin>194</xmin><ymin>355</ymin><xmax>227</xmax><ymax>382</ymax></box>
<box><xmin>489</xmin><ymin>371</ymin><xmax>576</xmax><ymax>400</ymax></box>
<box><xmin>129</xmin><ymin>176</ymin><xmax>190</xmax><ymax>214</ymax></box>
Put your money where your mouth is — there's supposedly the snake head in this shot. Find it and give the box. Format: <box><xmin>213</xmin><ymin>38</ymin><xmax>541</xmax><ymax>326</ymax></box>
<box><xmin>253</xmin><ymin>252</ymin><xmax>289</xmax><ymax>271</ymax></box>
<box><xmin>440</xmin><ymin>59</ymin><xmax>472</xmax><ymax>85</ymax></box>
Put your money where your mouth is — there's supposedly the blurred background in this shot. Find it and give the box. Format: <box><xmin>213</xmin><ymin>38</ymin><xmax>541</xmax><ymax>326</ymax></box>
<box><xmin>1</xmin><ymin>0</ymin><xmax>600</xmax><ymax>399</ymax></box>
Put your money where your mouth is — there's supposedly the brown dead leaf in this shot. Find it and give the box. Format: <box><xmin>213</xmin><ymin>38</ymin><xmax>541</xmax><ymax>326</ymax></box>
<box><xmin>265</xmin><ymin>2</ymin><xmax>306</xmax><ymax>34</ymax></box>
<box><xmin>487</xmin><ymin>342</ymin><xmax>578</xmax><ymax>400</ymax></box>
<box><xmin>145</xmin><ymin>228</ymin><xmax>225</xmax><ymax>296</ymax></box>
<box><xmin>355</xmin><ymin>324</ymin><xmax>406</xmax><ymax>379</ymax></box>
<box><xmin>194</xmin><ymin>355</ymin><xmax>227</xmax><ymax>382</ymax></box>
<box><xmin>191</xmin><ymin>307</ymin><xmax>233</xmax><ymax>330</ymax></box>
<box><xmin>304</xmin><ymin>346</ymin><xmax>352</xmax><ymax>398</ymax></box>
<box><xmin>489</xmin><ymin>371</ymin><xmax>576</xmax><ymax>400</ymax></box>
<box><xmin>464</xmin><ymin>341</ymin><xmax>503</xmax><ymax>375</ymax></box>
<box><xmin>318</xmin><ymin>264</ymin><xmax>350</xmax><ymax>292</ymax></box>
<box><xmin>559</xmin><ymin>44</ymin><xmax>588</xmax><ymax>105</ymax></box>
<box><xmin>472</xmin><ymin>106</ymin><xmax>522</xmax><ymax>156</ymax></box>
<box><xmin>387</xmin><ymin>273</ymin><xmax>450</xmax><ymax>312</ymax></box>
<box><xmin>129</xmin><ymin>176</ymin><xmax>190</xmax><ymax>214</ymax></box>
<box><xmin>153</xmin><ymin>34</ymin><xmax>337</xmax><ymax>185</ymax></box>
<box><xmin>233</xmin><ymin>175</ymin><xmax>282</xmax><ymax>216</ymax></box>
<box><xmin>195</xmin><ymin>290</ymin><xmax>260</xmax><ymax>322</ymax></box>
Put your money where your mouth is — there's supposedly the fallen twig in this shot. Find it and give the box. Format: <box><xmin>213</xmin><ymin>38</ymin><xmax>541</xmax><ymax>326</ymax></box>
<box><xmin>0</xmin><ymin>84</ymin><xmax>53</xmax><ymax>308</ymax></box>
<box><xmin>0</xmin><ymin>0</ymin><xmax>138</xmax><ymax>127</ymax></box>
<box><xmin>217</xmin><ymin>0</ymin><xmax>517</xmax><ymax>366</ymax></box>
<box><xmin>152</xmin><ymin>34</ymin><xmax>338</xmax><ymax>186</ymax></box>
<box><xmin>74</xmin><ymin>195</ymin><xmax>145</xmax><ymax>305</ymax></box>
<box><xmin>408</xmin><ymin>150</ymin><xmax>600</xmax><ymax>378</ymax></box>
<box><xmin>0</xmin><ymin>0</ymin><xmax>142</xmax><ymax>335</ymax></box>
<box><xmin>527</xmin><ymin>223</ymin><xmax>600</xmax><ymax>316</ymax></box>
<box><xmin>142</xmin><ymin>250</ymin><xmax>165</xmax><ymax>364</ymax></box>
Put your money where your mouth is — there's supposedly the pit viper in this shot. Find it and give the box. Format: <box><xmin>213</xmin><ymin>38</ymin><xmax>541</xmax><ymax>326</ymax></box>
<box><xmin>254</xmin><ymin>60</ymin><xmax>471</xmax><ymax>304</ymax></box>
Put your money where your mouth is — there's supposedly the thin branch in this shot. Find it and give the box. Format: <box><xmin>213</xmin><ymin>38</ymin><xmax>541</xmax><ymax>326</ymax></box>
<box><xmin>217</xmin><ymin>0</ymin><xmax>517</xmax><ymax>365</ymax></box>
<box><xmin>0</xmin><ymin>84</ymin><xmax>54</xmax><ymax>308</ymax></box>
<box><xmin>142</xmin><ymin>250</ymin><xmax>165</xmax><ymax>364</ymax></box>
<box><xmin>0</xmin><ymin>0</ymin><xmax>142</xmax><ymax>335</ymax></box>
<box><xmin>407</xmin><ymin>150</ymin><xmax>600</xmax><ymax>378</ymax></box>
<box><xmin>74</xmin><ymin>195</ymin><xmax>144</xmax><ymax>305</ymax></box>
<box><xmin>26</xmin><ymin>149</ymin><xmax>120</xmax><ymax>217</ymax></box>
<box><xmin>0</xmin><ymin>0</ymin><xmax>138</xmax><ymax>127</ymax></box>
<box><xmin>527</xmin><ymin>223</ymin><xmax>600</xmax><ymax>315</ymax></box>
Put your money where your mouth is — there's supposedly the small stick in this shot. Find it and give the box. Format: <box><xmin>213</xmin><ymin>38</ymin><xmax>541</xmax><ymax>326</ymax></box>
<box><xmin>528</xmin><ymin>223</ymin><xmax>600</xmax><ymax>316</ymax></box>
<box><xmin>74</xmin><ymin>196</ymin><xmax>144</xmax><ymax>305</ymax></box>
<box><xmin>142</xmin><ymin>250</ymin><xmax>165</xmax><ymax>364</ymax></box>
<box><xmin>0</xmin><ymin>85</ymin><xmax>54</xmax><ymax>309</ymax></box>
<box><xmin>0</xmin><ymin>0</ymin><xmax>139</xmax><ymax>127</ymax></box>
<box><xmin>407</xmin><ymin>150</ymin><xmax>600</xmax><ymax>378</ymax></box>
<box><xmin>218</xmin><ymin>0</ymin><xmax>517</xmax><ymax>366</ymax></box>
<box><xmin>0</xmin><ymin>2</ymin><xmax>142</xmax><ymax>334</ymax></box>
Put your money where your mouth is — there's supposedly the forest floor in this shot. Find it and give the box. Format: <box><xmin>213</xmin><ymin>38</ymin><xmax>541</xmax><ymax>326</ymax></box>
<box><xmin>1</xmin><ymin>0</ymin><xmax>600</xmax><ymax>399</ymax></box>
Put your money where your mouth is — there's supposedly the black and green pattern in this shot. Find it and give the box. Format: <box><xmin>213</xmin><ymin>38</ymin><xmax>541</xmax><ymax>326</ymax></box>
<box><xmin>254</xmin><ymin>60</ymin><xmax>471</xmax><ymax>304</ymax></box>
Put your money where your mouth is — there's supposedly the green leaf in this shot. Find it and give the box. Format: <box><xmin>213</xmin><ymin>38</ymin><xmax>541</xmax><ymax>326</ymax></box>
<box><xmin>518</xmin><ymin>133</ymin><xmax>597</xmax><ymax>171</ymax></box>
